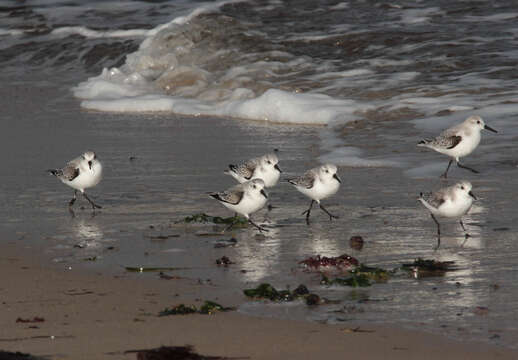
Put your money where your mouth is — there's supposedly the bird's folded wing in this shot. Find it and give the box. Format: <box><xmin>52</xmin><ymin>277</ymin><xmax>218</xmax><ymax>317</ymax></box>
<box><xmin>217</xmin><ymin>190</ymin><xmax>244</xmax><ymax>205</ymax></box>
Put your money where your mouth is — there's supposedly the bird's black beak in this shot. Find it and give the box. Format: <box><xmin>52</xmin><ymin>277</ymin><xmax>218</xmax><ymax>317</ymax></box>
<box><xmin>260</xmin><ymin>189</ymin><xmax>268</xmax><ymax>199</ymax></box>
<box><xmin>468</xmin><ymin>191</ymin><xmax>477</xmax><ymax>200</ymax></box>
<box><xmin>274</xmin><ymin>164</ymin><xmax>282</xmax><ymax>173</ymax></box>
<box><xmin>484</xmin><ymin>125</ymin><xmax>497</xmax><ymax>133</ymax></box>
<box><xmin>333</xmin><ymin>173</ymin><xmax>341</xmax><ymax>183</ymax></box>
<box><xmin>88</xmin><ymin>160</ymin><xmax>92</xmax><ymax>170</ymax></box>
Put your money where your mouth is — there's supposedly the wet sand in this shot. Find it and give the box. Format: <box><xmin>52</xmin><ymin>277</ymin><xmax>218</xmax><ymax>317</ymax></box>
<box><xmin>2</xmin><ymin>78</ymin><xmax>518</xmax><ymax>356</ymax></box>
<box><xmin>1</xmin><ymin>242</ymin><xmax>517</xmax><ymax>360</ymax></box>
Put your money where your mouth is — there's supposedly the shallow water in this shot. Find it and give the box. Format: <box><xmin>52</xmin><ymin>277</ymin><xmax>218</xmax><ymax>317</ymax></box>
<box><xmin>1</xmin><ymin>0</ymin><xmax>518</xmax><ymax>350</ymax></box>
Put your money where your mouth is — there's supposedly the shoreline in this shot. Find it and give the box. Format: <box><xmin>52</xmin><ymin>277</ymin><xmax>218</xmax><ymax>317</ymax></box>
<box><xmin>1</xmin><ymin>241</ymin><xmax>516</xmax><ymax>360</ymax></box>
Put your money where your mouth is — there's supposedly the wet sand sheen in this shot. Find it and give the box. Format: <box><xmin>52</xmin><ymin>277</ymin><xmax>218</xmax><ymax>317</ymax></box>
<box><xmin>1</xmin><ymin>243</ymin><xmax>517</xmax><ymax>360</ymax></box>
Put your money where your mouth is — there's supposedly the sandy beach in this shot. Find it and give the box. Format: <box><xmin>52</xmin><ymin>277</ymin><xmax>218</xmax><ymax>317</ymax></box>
<box><xmin>0</xmin><ymin>241</ymin><xmax>516</xmax><ymax>360</ymax></box>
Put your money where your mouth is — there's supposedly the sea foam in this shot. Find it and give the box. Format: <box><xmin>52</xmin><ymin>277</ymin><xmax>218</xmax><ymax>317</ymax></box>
<box><xmin>73</xmin><ymin>1</ymin><xmax>367</xmax><ymax>125</ymax></box>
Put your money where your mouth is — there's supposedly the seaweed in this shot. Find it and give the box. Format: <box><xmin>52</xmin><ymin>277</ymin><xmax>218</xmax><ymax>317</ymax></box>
<box><xmin>243</xmin><ymin>283</ymin><xmax>321</xmax><ymax>304</ymax></box>
<box><xmin>199</xmin><ymin>301</ymin><xmax>234</xmax><ymax>314</ymax></box>
<box><xmin>401</xmin><ymin>258</ymin><xmax>456</xmax><ymax>277</ymax></box>
<box><xmin>180</xmin><ymin>213</ymin><xmax>248</xmax><ymax>226</ymax></box>
<box><xmin>0</xmin><ymin>351</ymin><xmax>46</xmax><ymax>360</ymax></box>
<box><xmin>299</xmin><ymin>254</ymin><xmax>359</xmax><ymax>272</ymax></box>
<box><xmin>351</xmin><ymin>264</ymin><xmax>391</xmax><ymax>282</ymax></box>
<box><xmin>125</xmin><ymin>345</ymin><xmax>232</xmax><ymax>360</ymax></box>
<box><xmin>159</xmin><ymin>304</ymin><xmax>197</xmax><ymax>316</ymax></box>
<box><xmin>159</xmin><ymin>301</ymin><xmax>234</xmax><ymax>316</ymax></box>
<box><xmin>321</xmin><ymin>274</ymin><xmax>372</xmax><ymax>287</ymax></box>
<box><xmin>215</xmin><ymin>256</ymin><xmax>233</xmax><ymax>266</ymax></box>
<box><xmin>318</xmin><ymin>262</ymin><xmax>392</xmax><ymax>287</ymax></box>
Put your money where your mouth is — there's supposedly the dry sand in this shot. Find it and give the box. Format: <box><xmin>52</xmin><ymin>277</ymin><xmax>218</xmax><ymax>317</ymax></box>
<box><xmin>0</xmin><ymin>242</ymin><xmax>515</xmax><ymax>360</ymax></box>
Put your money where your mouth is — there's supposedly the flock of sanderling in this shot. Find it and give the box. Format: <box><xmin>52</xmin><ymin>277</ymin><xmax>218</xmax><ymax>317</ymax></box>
<box><xmin>48</xmin><ymin>115</ymin><xmax>497</xmax><ymax>248</ymax></box>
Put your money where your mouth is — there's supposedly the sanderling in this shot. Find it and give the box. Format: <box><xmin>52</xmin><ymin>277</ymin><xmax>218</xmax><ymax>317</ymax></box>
<box><xmin>48</xmin><ymin>151</ymin><xmax>103</xmax><ymax>211</ymax></box>
<box><xmin>287</xmin><ymin>164</ymin><xmax>341</xmax><ymax>225</ymax></box>
<box><xmin>418</xmin><ymin>180</ymin><xmax>476</xmax><ymax>249</ymax></box>
<box><xmin>417</xmin><ymin>115</ymin><xmax>497</xmax><ymax>178</ymax></box>
<box><xmin>225</xmin><ymin>153</ymin><xmax>282</xmax><ymax>188</ymax></box>
<box><xmin>209</xmin><ymin>178</ymin><xmax>269</xmax><ymax>232</ymax></box>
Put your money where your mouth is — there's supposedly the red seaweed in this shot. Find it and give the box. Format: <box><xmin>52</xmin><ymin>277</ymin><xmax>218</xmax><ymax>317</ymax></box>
<box><xmin>299</xmin><ymin>254</ymin><xmax>359</xmax><ymax>272</ymax></box>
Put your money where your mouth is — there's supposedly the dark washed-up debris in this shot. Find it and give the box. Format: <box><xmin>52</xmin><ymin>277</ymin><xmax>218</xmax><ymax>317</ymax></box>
<box><xmin>299</xmin><ymin>254</ymin><xmax>359</xmax><ymax>272</ymax></box>
<box><xmin>145</xmin><ymin>234</ymin><xmax>180</xmax><ymax>240</ymax></box>
<box><xmin>319</xmin><ymin>262</ymin><xmax>391</xmax><ymax>287</ymax></box>
<box><xmin>352</xmin><ymin>264</ymin><xmax>391</xmax><ymax>282</ymax></box>
<box><xmin>473</xmin><ymin>306</ymin><xmax>489</xmax><ymax>316</ymax></box>
<box><xmin>321</xmin><ymin>274</ymin><xmax>372</xmax><ymax>287</ymax></box>
<box><xmin>159</xmin><ymin>304</ymin><xmax>197</xmax><ymax>316</ymax></box>
<box><xmin>159</xmin><ymin>301</ymin><xmax>234</xmax><ymax>316</ymax></box>
<box><xmin>0</xmin><ymin>351</ymin><xmax>46</xmax><ymax>360</ymax></box>
<box><xmin>126</xmin><ymin>345</ymin><xmax>232</xmax><ymax>360</ymax></box>
<box><xmin>349</xmin><ymin>236</ymin><xmax>364</xmax><ymax>250</ymax></box>
<box><xmin>243</xmin><ymin>283</ymin><xmax>322</xmax><ymax>305</ymax></box>
<box><xmin>401</xmin><ymin>258</ymin><xmax>456</xmax><ymax>277</ymax></box>
<box><xmin>216</xmin><ymin>256</ymin><xmax>233</xmax><ymax>266</ymax></box>
<box><xmin>180</xmin><ymin>213</ymin><xmax>248</xmax><ymax>226</ymax></box>
<box><xmin>158</xmin><ymin>272</ymin><xmax>182</xmax><ymax>280</ymax></box>
<box><xmin>16</xmin><ymin>317</ymin><xmax>45</xmax><ymax>323</ymax></box>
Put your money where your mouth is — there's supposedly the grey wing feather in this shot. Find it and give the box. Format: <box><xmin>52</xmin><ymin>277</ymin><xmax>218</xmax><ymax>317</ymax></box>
<box><xmin>422</xmin><ymin>189</ymin><xmax>446</xmax><ymax>208</ymax></box>
<box><xmin>289</xmin><ymin>170</ymin><xmax>315</xmax><ymax>189</ymax></box>
<box><xmin>216</xmin><ymin>189</ymin><xmax>244</xmax><ymax>205</ymax></box>
<box><xmin>235</xmin><ymin>161</ymin><xmax>256</xmax><ymax>179</ymax></box>
<box><xmin>60</xmin><ymin>163</ymin><xmax>80</xmax><ymax>181</ymax></box>
<box><xmin>430</xmin><ymin>134</ymin><xmax>462</xmax><ymax>149</ymax></box>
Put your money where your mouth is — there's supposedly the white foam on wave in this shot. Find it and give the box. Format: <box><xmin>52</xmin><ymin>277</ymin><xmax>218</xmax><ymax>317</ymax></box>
<box><xmin>73</xmin><ymin>0</ymin><xmax>369</xmax><ymax>125</ymax></box>
<box><xmin>80</xmin><ymin>88</ymin><xmax>365</xmax><ymax>125</ymax></box>
<box><xmin>51</xmin><ymin>26</ymin><xmax>151</xmax><ymax>39</ymax></box>
<box><xmin>330</xmin><ymin>2</ymin><xmax>349</xmax><ymax>10</ymax></box>
<box><xmin>463</xmin><ymin>13</ymin><xmax>518</xmax><ymax>23</ymax></box>
<box><xmin>0</xmin><ymin>28</ymin><xmax>24</xmax><ymax>36</ymax></box>
<box><xmin>399</xmin><ymin>7</ymin><xmax>442</xmax><ymax>25</ymax></box>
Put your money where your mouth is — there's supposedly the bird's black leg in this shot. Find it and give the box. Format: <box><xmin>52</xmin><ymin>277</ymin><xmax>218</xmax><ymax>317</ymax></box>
<box><xmin>457</xmin><ymin>161</ymin><xmax>479</xmax><ymax>174</ymax></box>
<box><xmin>440</xmin><ymin>160</ymin><xmax>453</xmax><ymax>179</ymax></box>
<box><xmin>223</xmin><ymin>217</ymin><xmax>237</xmax><ymax>233</ymax></box>
<box><xmin>431</xmin><ymin>214</ymin><xmax>441</xmax><ymax>249</ymax></box>
<box><xmin>69</xmin><ymin>190</ymin><xmax>78</xmax><ymax>207</ymax></box>
<box><xmin>248</xmin><ymin>218</ymin><xmax>269</xmax><ymax>232</ymax></box>
<box><xmin>82</xmin><ymin>192</ymin><xmax>102</xmax><ymax>210</ymax></box>
<box><xmin>319</xmin><ymin>203</ymin><xmax>339</xmax><ymax>221</ymax></box>
<box><xmin>459</xmin><ymin>220</ymin><xmax>471</xmax><ymax>238</ymax></box>
<box><xmin>301</xmin><ymin>200</ymin><xmax>315</xmax><ymax>225</ymax></box>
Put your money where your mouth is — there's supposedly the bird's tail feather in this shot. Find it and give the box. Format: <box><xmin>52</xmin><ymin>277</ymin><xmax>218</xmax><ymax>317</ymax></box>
<box><xmin>47</xmin><ymin>169</ymin><xmax>61</xmax><ymax>177</ymax></box>
<box><xmin>224</xmin><ymin>164</ymin><xmax>237</xmax><ymax>175</ymax></box>
<box><xmin>417</xmin><ymin>139</ymin><xmax>431</xmax><ymax>147</ymax></box>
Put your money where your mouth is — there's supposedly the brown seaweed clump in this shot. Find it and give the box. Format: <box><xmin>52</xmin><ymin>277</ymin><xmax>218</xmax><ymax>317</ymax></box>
<box><xmin>299</xmin><ymin>254</ymin><xmax>359</xmax><ymax>272</ymax></box>
<box><xmin>128</xmin><ymin>345</ymin><xmax>232</xmax><ymax>360</ymax></box>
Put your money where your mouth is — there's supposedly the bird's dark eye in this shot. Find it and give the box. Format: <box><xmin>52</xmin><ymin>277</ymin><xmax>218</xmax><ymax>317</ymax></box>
<box><xmin>267</xmin><ymin>160</ymin><xmax>271</xmax><ymax>164</ymax></box>
<box><xmin>461</xmin><ymin>186</ymin><xmax>465</xmax><ymax>190</ymax></box>
<box><xmin>253</xmin><ymin>185</ymin><xmax>256</xmax><ymax>189</ymax></box>
<box><xmin>477</xmin><ymin>121</ymin><xmax>480</xmax><ymax>124</ymax></box>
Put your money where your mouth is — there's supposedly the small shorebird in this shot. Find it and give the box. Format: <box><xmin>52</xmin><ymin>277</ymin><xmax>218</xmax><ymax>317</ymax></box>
<box><xmin>48</xmin><ymin>151</ymin><xmax>103</xmax><ymax>211</ymax></box>
<box><xmin>225</xmin><ymin>153</ymin><xmax>282</xmax><ymax>188</ymax></box>
<box><xmin>418</xmin><ymin>180</ymin><xmax>476</xmax><ymax>249</ymax></box>
<box><xmin>209</xmin><ymin>178</ymin><xmax>269</xmax><ymax>232</ymax></box>
<box><xmin>287</xmin><ymin>164</ymin><xmax>341</xmax><ymax>225</ymax></box>
<box><xmin>417</xmin><ymin>115</ymin><xmax>497</xmax><ymax>178</ymax></box>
